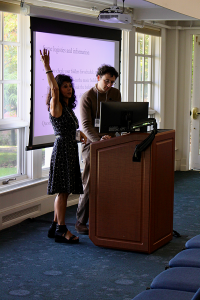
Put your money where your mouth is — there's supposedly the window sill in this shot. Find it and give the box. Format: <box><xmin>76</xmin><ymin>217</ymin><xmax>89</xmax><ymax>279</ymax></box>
<box><xmin>0</xmin><ymin>119</ymin><xmax>29</xmax><ymax>130</ymax></box>
<box><xmin>0</xmin><ymin>177</ymin><xmax>48</xmax><ymax>195</ymax></box>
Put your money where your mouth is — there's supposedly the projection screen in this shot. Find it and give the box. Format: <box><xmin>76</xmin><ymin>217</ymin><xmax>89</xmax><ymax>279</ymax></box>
<box><xmin>27</xmin><ymin>17</ymin><xmax>121</xmax><ymax>150</ymax></box>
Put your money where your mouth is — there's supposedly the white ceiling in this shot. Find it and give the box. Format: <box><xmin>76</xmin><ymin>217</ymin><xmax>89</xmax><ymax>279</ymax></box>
<box><xmin>27</xmin><ymin>0</ymin><xmax>157</xmax><ymax>9</ymax></box>
<box><xmin>22</xmin><ymin>0</ymin><xmax>198</xmax><ymax>22</ymax></box>
<box><xmin>99</xmin><ymin>0</ymin><xmax>197</xmax><ymax>20</ymax></box>
<box><xmin>111</xmin><ymin>0</ymin><xmax>159</xmax><ymax>8</ymax></box>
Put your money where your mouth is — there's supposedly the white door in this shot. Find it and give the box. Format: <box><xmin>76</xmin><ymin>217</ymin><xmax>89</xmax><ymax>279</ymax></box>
<box><xmin>191</xmin><ymin>35</ymin><xmax>200</xmax><ymax>169</ymax></box>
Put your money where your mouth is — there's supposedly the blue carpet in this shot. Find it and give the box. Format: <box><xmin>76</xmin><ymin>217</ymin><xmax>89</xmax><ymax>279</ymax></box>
<box><xmin>0</xmin><ymin>171</ymin><xmax>200</xmax><ymax>300</ymax></box>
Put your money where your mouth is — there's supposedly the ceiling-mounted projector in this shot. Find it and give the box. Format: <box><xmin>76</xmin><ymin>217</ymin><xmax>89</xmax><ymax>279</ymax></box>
<box><xmin>98</xmin><ymin>12</ymin><xmax>131</xmax><ymax>24</ymax></box>
<box><xmin>98</xmin><ymin>0</ymin><xmax>132</xmax><ymax>24</ymax></box>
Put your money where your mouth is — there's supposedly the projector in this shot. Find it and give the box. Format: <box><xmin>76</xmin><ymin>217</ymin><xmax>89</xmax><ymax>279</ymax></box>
<box><xmin>98</xmin><ymin>12</ymin><xmax>132</xmax><ymax>24</ymax></box>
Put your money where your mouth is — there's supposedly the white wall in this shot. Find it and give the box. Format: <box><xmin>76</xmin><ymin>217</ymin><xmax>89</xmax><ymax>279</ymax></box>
<box><xmin>147</xmin><ymin>0</ymin><xmax>200</xmax><ymax>20</ymax></box>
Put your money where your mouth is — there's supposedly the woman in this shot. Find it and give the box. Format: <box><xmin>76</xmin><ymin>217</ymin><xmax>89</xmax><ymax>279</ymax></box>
<box><xmin>40</xmin><ymin>48</ymin><xmax>87</xmax><ymax>243</ymax></box>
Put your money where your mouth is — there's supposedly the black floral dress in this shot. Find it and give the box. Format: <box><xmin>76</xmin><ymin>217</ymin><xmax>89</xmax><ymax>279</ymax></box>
<box><xmin>47</xmin><ymin>105</ymin><xmax>83</xmax><ymax>195</ymax></box>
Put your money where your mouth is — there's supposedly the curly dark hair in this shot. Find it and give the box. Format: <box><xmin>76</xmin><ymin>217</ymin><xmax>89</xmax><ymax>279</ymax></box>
<box><xmin>96</xmin><ymin>65</ymin><xmax>119</xmax><ymax>79</ymax></box>
<box><xmin>46</xmin><ymin>74</ymin><xmax>77</xmax><ymax>111</ymax></box>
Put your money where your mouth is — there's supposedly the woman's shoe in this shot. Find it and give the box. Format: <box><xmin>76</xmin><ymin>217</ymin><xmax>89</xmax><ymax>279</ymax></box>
<box><xmin>55</xmin><ymin>224</ymin><xmax>79</xmax><ymax>244</ymax></box>
<box><xmin>47</xmin><ymin>221</ymin><xmax>57</xmax><ymax>238</ymax></box>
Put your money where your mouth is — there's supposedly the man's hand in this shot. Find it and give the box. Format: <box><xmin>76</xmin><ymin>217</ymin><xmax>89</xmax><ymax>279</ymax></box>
<box><xmin>80</xmin><ymin>131</ymin><xmax>87</xmax><ymax>144</ymax></box>
<box><xmin>100</xmin><ymin>135</ymin><xmax>111</xmax><ymax>141</ymax></box>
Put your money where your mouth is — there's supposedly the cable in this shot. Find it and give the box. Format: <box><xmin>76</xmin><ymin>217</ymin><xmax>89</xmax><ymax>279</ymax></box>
<box><xmin>122</xmin><ymin>0</ymin><xmax>125</xmax><ymax>13</ymax></box>
<box><xmin>131</xmin><ymin>118</ymin><xmax>158</xmax><ymax>162</ymax></box>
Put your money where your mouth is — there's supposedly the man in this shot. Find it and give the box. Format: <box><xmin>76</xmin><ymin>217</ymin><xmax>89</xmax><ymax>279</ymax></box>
<box><xmin>75</xmin><ymin>65</ymin><xmax>121</xmax><ymax>234</ymax></box>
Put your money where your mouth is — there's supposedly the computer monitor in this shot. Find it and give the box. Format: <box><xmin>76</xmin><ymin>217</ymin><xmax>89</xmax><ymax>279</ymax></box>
<box><xmin>99</xmin><ymin>102</ymin><xmax>149</xmax><ymax>133</ymax></box>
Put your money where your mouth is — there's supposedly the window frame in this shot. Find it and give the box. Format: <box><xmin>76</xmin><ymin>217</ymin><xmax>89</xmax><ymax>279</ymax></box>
<box><xmin>134</xmin><ymin>32</ymin><xmax>152</xmax><ymax>105</ymax></box>
<box><xmin>0</xmin><ymin>11</ymin><xmax>29</xmax><ymax>183</ymax></box>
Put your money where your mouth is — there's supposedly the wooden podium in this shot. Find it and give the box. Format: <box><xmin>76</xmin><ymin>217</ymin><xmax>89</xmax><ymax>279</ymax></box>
<box><xmin>89</xmin><ymin>130</ymin><xmax>175</xmax><ymax>253</ymax></box>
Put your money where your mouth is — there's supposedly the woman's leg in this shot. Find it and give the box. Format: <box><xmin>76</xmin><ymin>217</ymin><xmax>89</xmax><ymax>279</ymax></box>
<box><xmin>47</xmin><ymin>195</ymin><xmax>58</xmax><ymax>238</ymax></box>
<box><xmin>53</xmin><ymin>195</ymin><xmax>58</xmax><ymax>223</ymax></box>
<box><xmin>55</xmin><ymin>193</ymin><xmax>79</xmax><ymax>241</ymax></box>
<box><xmin>54</xmin><ymin>193</ymin><xmax>68</xmax><ymax>225</ymax></box>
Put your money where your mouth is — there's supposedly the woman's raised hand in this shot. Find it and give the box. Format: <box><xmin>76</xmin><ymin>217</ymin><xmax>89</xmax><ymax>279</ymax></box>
<box><xmin>40</xmin><ymin>48</ymin><xmax>50</xmax><ymax>70</ymax></box>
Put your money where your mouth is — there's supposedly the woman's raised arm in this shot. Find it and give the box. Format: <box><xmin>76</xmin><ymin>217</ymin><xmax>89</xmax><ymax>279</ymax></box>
<box><xmin>40</xmin><ymin>48</ymin><xmax>62</xmax><ymax>117</ymax></box>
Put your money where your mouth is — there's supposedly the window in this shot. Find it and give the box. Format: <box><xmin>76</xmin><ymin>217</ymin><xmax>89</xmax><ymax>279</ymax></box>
<box><xmin>0</xmin><ymin>129</ymin><xmax>17</xmax><ymax>177</ymax></box>
<box><xmin>134</xmin><ymin>32</ymin><xmax>161</xmax><ymax>112</ymax></box>
<box><xmin>2</xmin><ymin>13</ymin><xmax>18</xmax><ymax>118</ymax></box>
<box><xmin>134</xmin><ymin>33</ymin><xmax>152</xmax><ymax>104</ymax></box>
<box><xmin>0</xmin><ymin>11</ymin><xmax>29</xmax><ymax>181</ymax></box>
<box><xmin>42</xmin><ymin>147</ymin><xmax>53</xmax><ymax>169</ymax></box>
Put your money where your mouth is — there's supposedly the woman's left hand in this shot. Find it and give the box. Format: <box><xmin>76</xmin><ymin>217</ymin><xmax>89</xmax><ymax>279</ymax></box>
<box><xmin>40</xmin><ymin>48</ymin><xmax>50</xmax><ymax>70</ymax></box>
<box><xmin>80</xmin><ymin>131</ymin><xmax>87</xmax><ymax>144</ymax></box>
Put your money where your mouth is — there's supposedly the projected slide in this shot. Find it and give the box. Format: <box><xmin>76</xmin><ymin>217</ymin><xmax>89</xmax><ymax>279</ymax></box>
<box><xmin>32</xmin><ymin>31</ymin><xmax>118</xmax><ymax>146</ymax></box>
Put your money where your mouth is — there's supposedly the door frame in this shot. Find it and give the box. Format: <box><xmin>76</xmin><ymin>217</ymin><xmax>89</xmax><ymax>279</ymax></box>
<box><xmin>190</xmin><ymin>34</ymin><xmax>200</xmax><ymax>169</ymax></box>
<box><xmin>183</xmin><ymin>30</ymin><xmax>200</xmax><ymax>171</ymax></box>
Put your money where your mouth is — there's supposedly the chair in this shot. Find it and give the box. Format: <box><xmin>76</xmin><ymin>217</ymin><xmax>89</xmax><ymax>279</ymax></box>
<box><xmin>193</xmin><ymin>288</ymin><xmax>200</xmax><ymax>300</ymax></box>
<box><xmin>169</xmin><ymin>249</ymin><xmax>200</xmax><ymax>268</ymax></box>
<box><xmin>150</xmin><ymin>267</ymin><xmax>200</xmax><ymax>293</ymax></box>
<box><xmin>186</xmin><ymin>235</ymin><xmax>200</xmax><ymax>249</ymax></box>
<box><xmin>131</xmin><ymin>289</ymin><xmax>197</xmax><ymax>300</ymax></box>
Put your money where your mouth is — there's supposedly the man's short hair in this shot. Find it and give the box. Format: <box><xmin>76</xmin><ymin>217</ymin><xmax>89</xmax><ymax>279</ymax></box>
<box><xmin>96</xmin><ymin>64</ymin><xmax>119</xmax><ymax>79</ymax></box>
